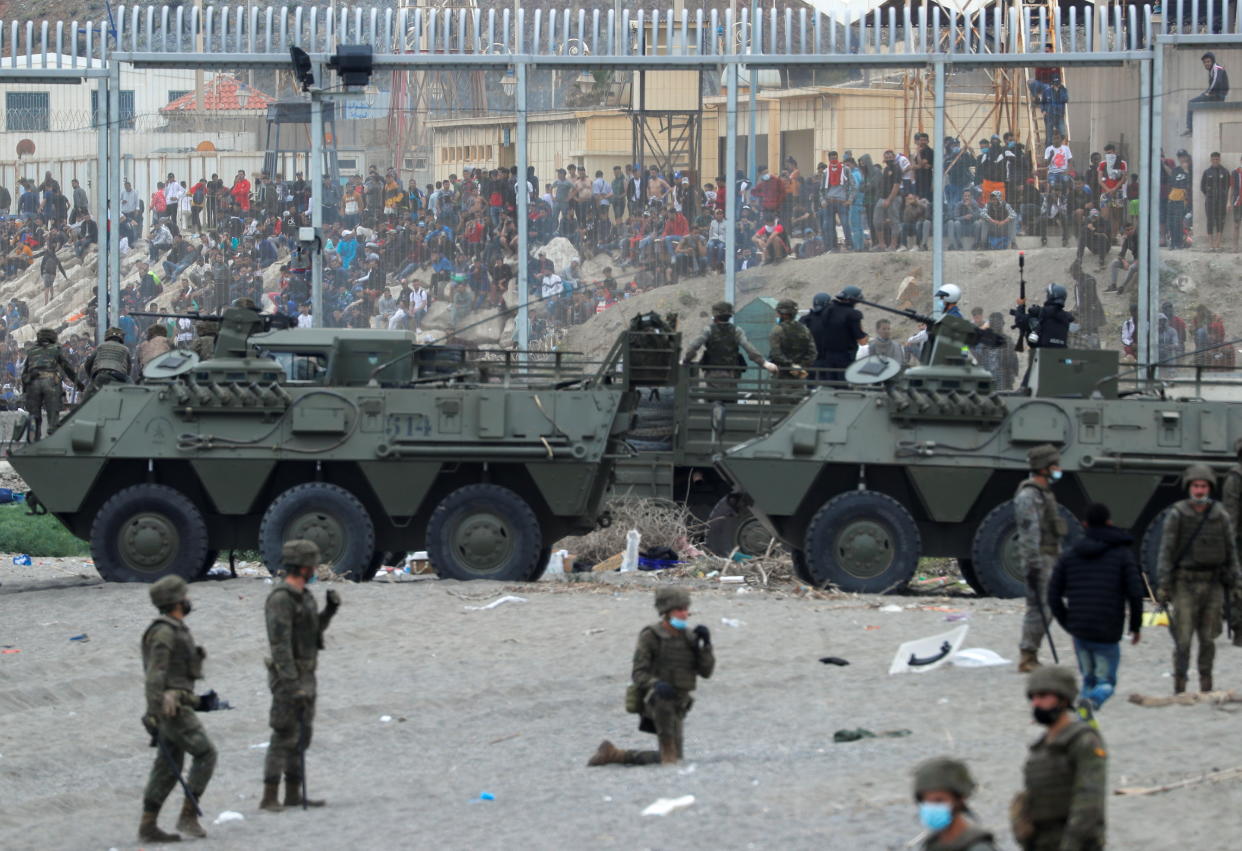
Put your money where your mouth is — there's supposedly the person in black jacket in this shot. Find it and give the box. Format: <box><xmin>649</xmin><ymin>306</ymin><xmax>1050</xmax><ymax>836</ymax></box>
<box><xmin>1048</xmin><ymin>502</ymin><xmax>1144</xmax><ymax>714</ymax></box>
<box><xmin>1186</xmin><ymin>52</ymin><xmax>1230</xmax><ymax>135</ymax></box>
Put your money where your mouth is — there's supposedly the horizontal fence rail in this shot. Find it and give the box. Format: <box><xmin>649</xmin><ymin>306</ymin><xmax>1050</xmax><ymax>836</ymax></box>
<box><xmin>0</xmin><ymin>3</ymin><xmax>1236</xmax><ymax>66</ymax></box>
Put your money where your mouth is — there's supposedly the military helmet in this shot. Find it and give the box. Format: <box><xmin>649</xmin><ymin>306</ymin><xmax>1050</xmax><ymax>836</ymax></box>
<box><xmin>232</xmin><ymin>296</ymin><xmax>257</xmax><ymax>310</ymax></box>
<box><xmin>35</xmin><ymin>327</ymin><xmax>57</xmax><ymax>344</ymax></box>
<box><xmin>654</xmin><ymin>586</ymin><xmax>691</xmax><ymax>614</ymax></box>
<box><xmin>1027</xmin><ymin>443</ymin><xmax>1061</xmax><ymax>471</ymax></box>
<box><xmin>811</xmin><ymin>292</ymin><xmax>830</xmax><ymax>312</ymax></box>
<box><xmin>149</xmin><ymin>575</ymin><xmax>188</xmax><ymax>609</ymax></box>
<box><xmin>1026</xmin><ymin>665</ymin><xmax>1078</xmax><ymax>702</ymax></box>
<box><xmin>775</xmin><ymin>298</ymin><xmax>798</xmax><ymax>315</ymax></box>
<box><xmin>711</xmin><ymin>301</ymin><xmax>734</xmax><ymax>319</ymax></box>
<box><xmin>913</xmin><ymin>757</ymin><xmax>976</xmax><ymax>800</ymax></box>
<box><xmin>1045</xmin><ymin>283</ymin><xmax>1068</xmax><ymax>306</ymax></box>
<box><xmin>104</xmin><ymin>326</ymin><xmax>125</xmax><ymax>343</ymax></box>
<box><xmin>837</xmin><ymin>285</ymin><xmax>863</xmax><ymax>303</ymax></box>
<box><xmin>281</xmin><ymin>538</ymin><xmax>321</xmax><ymax>569</ymax></box>
<box><xmin>1182</xmin><ymin>464</ymin><xmax>1216</xmax><ymax>490</ymax></box>
<box><xmin>195</xmin><ymin>320</ymin><xmax>219</xmax><ymax>337</ymax></box>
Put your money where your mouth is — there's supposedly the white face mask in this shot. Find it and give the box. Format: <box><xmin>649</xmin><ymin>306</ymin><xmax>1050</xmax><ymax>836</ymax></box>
<box><xmin>932</xmin><ymin>298</ymin><xmax>945</xmax><ymax>319</ymax></box>
<box><xmin>761</xmin><ymin>173</ymin><xmax>771</xmax><ymax>181</ymax></box>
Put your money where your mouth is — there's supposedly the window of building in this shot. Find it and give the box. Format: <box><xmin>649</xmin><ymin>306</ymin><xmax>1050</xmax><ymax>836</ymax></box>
<box><xmin>5</xmin><ymin>92</ymin><xmax>49</xmax><ymax>132</ymax></box>
<box><xmin>168</xmin><ymin>90</ymin><xmax>191</xmax><ymax>103</ymax></box>
<box><xmin>89</xmin><ymin>89</ymin><xmax>136</xmax><ymax>130</ymax></box>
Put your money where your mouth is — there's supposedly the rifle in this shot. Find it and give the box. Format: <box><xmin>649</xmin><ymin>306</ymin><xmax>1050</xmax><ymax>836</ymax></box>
<box><xmin>1014</xmin><ymin>252</ymin><xmax>1026</xmax><ymax>353</ymax></box>
<box><xmin>296</xmin><ymin>703</ymin><xmax>310</xmax><ymax>811</ymax></box>
<box><xmin>855</xmin><ymin>298</ymin><xmax>1006</xmax><ymax>349</ymax></box>
<box><xmin>144</xmin><ymin>723</ymin><xmax>202</xmax><ymax>818</ymax></box>
<box><xmin>1030</xmin><ymin>569</ymin><xmax>1060</xmax><ymax>664</ymax></box>
<box><xmin>128</xmin><ymin>309</ymin><xmax>296</xmax><ymax>332</ymax></box>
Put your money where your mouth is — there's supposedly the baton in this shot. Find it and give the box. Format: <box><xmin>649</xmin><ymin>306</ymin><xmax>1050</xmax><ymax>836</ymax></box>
<box><xmin>156</xmin><ymin>732</ymin><xmax>202</xmax><ymax>817</ymax></box>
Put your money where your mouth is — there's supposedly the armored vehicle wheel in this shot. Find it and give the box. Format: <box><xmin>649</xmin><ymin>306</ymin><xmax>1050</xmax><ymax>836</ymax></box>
<box><xmin>970</xmin><ymin>500</ymin><xmax>1083</xmax><ymax>599</ymax></box>
<box><xmin>706</xmin><ymin>496</ymin><xmax>776</xmax><ymax>557</ymax></box>
<box><xmin>527</xmin><ymin>547</ymin><xmax>553</xmax><ymax>582</ymax></box>
<box><xmin>791</xmin><ymin>549</ymin><xmax>814</xmax><ymax>584</ymax></box>
<box><xmin>803</xmin><ymin>491</ymin><xmax>921</xmax><ymax>593</ymax></box>
<box><xmin>1139</xmin><ymin>507</ymin><xmax>1171</xmax><ymax>590</ymax></box>
<box><xmin>90</xmin><ymin>484</ymin><xmax>210</xmax><ymax>583</ymax></box>
<box><xmin>259</xmin><ymin>483</ymin><xmax>376</xmax><ymax>579</ymax></box>
<box><xmin>956</xmin><ymin>558</ymin><xmax>986</xmax><ymax>596</ymax></box>
<box><xmin>427</xmin><ymin>484</ymin><xmax>542</xmax><ymax>582</ymax></box>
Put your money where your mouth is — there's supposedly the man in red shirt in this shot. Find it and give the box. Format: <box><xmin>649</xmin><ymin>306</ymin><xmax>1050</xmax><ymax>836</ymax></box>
<box><xmin>149</xmin><ymin>182</ymin><xmax>167</xmax><ymax>229</ymax></box>
<box><xmin>752</xmin><ymin>213</ymin><xmax>789</xmax><ymax>264</ymax></box>
<box><xmin>661</xmin><ymin>209</ymin><xmax>689</xmax><ymax>260</ymax></box>
<box><xmin>750</xmin><ymin>166</ymin><xmax>785</xmax><ymax>214</ymax></box>
<box><xmin>230</xmin><ymin>170</ymin><xmax>252</xmax><ymax>213</ymax></box>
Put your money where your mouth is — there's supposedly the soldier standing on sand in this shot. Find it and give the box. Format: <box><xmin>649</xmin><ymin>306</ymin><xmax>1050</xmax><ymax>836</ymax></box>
<box><xmin>681</xmin><ymin>301</ymin><xmax>778</xmax><ymax>385</ymax></box>
<box><xmin>20</xmin><ymin>327</ymin><xmax>80</xmax><ymax>439</ymax></box>
<box><xmin>140</xmin><ymin>576</ymin><xmax>217</xmax><ymax>843</ymax></box>
<box><xmin>1156</xmin><ymin>465</ymin><xmax>1241</xmax><ymax>694</ymax></box>
<box><xmin>1016</xmin><ymin>444</ymin><xmax>1067</xmax><ymax>673</ymax></box>
<box><xmin>261</xmin><ymin>540</ymin><xmax>341</xmax><ymax>811</ymax></box>
<box><xmin>1219</xmin><ymin>438</ymin><xmax>1242</xmax><ymax>645</ymax></box>
<box><xmin>768</xmin><ymin>298</ymin><xmax>815</xmax><ymax>379</ymax></box>
<box><xmin>587</xmin><ymin>587</ymin><xmax>715</xmax><ymax>766</ymax></box>
<box><xmin>1014</xmin><ymin>666</ymin><xmax>1107</xmax><ymax>851</ymax></box>
<box><xmin>911</xmin><ymin>757</ymin><xmax>997</xmax><ymax>851</ymax></box>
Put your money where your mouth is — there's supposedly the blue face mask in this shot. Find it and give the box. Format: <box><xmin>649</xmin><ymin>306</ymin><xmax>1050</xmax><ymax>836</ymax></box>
<box><xmin>919</xmin><ymin>802</ymin><xmax>953</xmax><ymax>832</ymax></box>
<box><xmin>669</xmin><ymin>617</ymin><xmax>688</xmax><ymax>630</ymax></box>
<box><xmin>1050</xmin><ymin>469</ymin><xmax>1063</xmax><ymax>482</ymax></box>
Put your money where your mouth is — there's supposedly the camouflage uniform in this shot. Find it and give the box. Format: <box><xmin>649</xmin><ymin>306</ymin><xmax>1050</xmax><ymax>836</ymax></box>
<box><xmin>682</xmin><ymin>302</ymin><xmax>773</xmax><ymax>393</ymax></box>
<box><xmin>1219</xmin><ymin>441</ymin><xmax>1242</xmax><ymax>645</ymax></box>
<box><xmin>768</xmin><ymin>299</ymin><xmax>815</xmax><ymax>379</ymax></box>
<box><xmin>20</xmin><ymin>330</ymin><xmax>78</xmax><ymax>437</ymax></box>
<box><xmin>587</xmin><ymin>587</ymin><xmax>715</xmax><ymax>767</ymax></box>
<box><xmin>190</xmin><ymin>321</ymin><xmax>218</xmax><ymax>362</ymax></box>
<box><xmin>1156</xmin><ymin>465</ymin><xmax>1241</xmax><ymax>692</ymax></box>
<box><xmin>81</xmin><ymin>328</ymin><xmax>133</xmax><ymax>401</ymax></box>
<box><xmin>1016</xmin><ymin>444</ymin><xmax>1067</xmax><ymax>670</ymax></box>
<box><xmin>262</xmin><ymin>540</ymin><xmax>340</xmax><ymax>810</ymax></box>
<box><xmin>913</xmin><ymin>757</ymin><xmax>997</xmax><ymax>851</ymax></box>
<box><xmin>1019</xmin><ymin>667</ymin><xmax>1107</xmax><ymax>851</ymax></box>
<box><xmin>140</xmin><ymin>576</ymin><xmax>216</xmax><ymax>842</ymax></box>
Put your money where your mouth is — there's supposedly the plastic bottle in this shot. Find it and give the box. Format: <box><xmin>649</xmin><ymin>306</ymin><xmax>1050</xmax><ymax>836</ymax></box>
<box><xmin>620</xmin><ymin>529</ymin><xmax>641</xmax><ymax>572</ymax></box>
<box><xmin>545</xmin><ymin>548</ymin><xmax>568</xmax><ymax>576</ymax></box>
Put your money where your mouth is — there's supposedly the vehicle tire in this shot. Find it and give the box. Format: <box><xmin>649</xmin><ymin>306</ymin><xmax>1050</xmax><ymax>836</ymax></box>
<box><xmin>527</xmin><ymin>546</ymin><xmax>553</xmax><ymax>582</ymax></box>
<box><xmin>803</xmin><ymin>491</ymin><xmax>921</xmax><ymax>593</ymax></box>
<box><xmin>971</xmin><ymin>500</ymin><xmax>1083</xmax><ymax>599</ymax></box>
<box><xmin>259</xmin><ymin>483</ymin><xmax>376</xmax><ymax>579</ymax></box>
<box><xmin>956</xmin><ymin>557</ymin><xmax>986</xmax><ymax>596</ymax></box>
<box><xmin>705</xmin><ymin>495</ymin><xmax>776</xmax><ymax>557</ymax></box>
<box><xmin>791</xmin><ymin>549</ymin><xmax>814</xmax><ymax>584</ymax></box>
<box><xmin>1139</xmin><ymin>507</ymin><xmax>1171</xmax><ymax>591</ymax></box>
<box><xmin>427</xmin><ymin>484</ymin><xmax>542</xmax><ymax>582</ymax></box>
<box><xmin>198</xmin><ymin>550</ymin><xmax>220</xmax><ymax>579</ymax></box>
<box><xmin>90</xmin><ymin>484</ymin><xmax>210</xmax><ymax>583</ymax></box>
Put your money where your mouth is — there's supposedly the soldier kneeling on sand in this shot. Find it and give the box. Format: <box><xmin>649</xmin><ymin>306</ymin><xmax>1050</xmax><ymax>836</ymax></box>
<box><xmin>587</xmin><ymin>587</ymin><xmax>715</xmax><ymax>766</ymax></box>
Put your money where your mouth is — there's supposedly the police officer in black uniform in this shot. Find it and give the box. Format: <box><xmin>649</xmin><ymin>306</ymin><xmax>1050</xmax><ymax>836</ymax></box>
<box><xmin>802</xmin><ymin>285</ymin><xmax>868</xmax><ymax>383</ymax></box>
<box><xmin>1014</xmin><ymin>282</ymin><xmax>1075</xmax><ymax>386</ymax></box>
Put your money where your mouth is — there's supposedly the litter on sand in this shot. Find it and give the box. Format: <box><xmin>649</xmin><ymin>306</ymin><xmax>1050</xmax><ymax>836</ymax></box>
<box><xmin>889</xmin><ymin>625</ymin><xmax>970</xmax><ymax>675</ymax></box>
<box><xmin>952</xmin><ymin>648</ymin><xmax>1011</xmax><ymax>667</ymax></box>
<box><xmin>642</xmin><ymin>795</ymin><xmax>695</xmax><ymax>816</ymax></box>
<box><xmin>1141</xmin><ymin>611</ymin><xmax>1170</xmax><ymax>627</ymax></box>
<box><xmin>721</xmin><ymin>618</ymin><xmax>745</xmax><ymax>628</ymax></box>
<box><xmin>1</xmin><ymin>649</ymin><xmax>20</xmax><ymax>655</ymax></box>
<box><xmin>12</xmin><ymin>554</ymin><xmax>30</xmax><ymax>566</ymax></box>
<box><xmin>213</xmin><ymin>811</ymin><xmax>244</xmax><ymax>825</ymax></box>
<box><xmin>833</xmin><ymin>728</ymin><xmax>913</xmax><ymax>743</ymax></box>
<box><xmin>247</xmin><ymin>742</ymin><xmax>269</xmax><ymax>749</ymax></box>
<box><xmin>879</xmin><ymin>604</ymin><xmax>904</xmax><ymax>613</ymax></box>
<box><xmin>68</xmin><ymin>634</ymin><xmax>89</xmax><ymax>642</ymax></box>
<box><xmin>464</xmin><ymin>595</ymin><xmax>527</xmax><ymax>611</ymax></box>
<box><xmin>380</xmin><ymin>715</ymin><xmax>393</xmax><ymax>723</ymax></box>
<box><xmin>478</xmin><ymin>792</ymin><xmax>496</xmax><ymax>801</ymax></box>
<box><xmin>819</xmin><ymin>656</ymin><xmax>850</xmax><ymax>666</ymax></box>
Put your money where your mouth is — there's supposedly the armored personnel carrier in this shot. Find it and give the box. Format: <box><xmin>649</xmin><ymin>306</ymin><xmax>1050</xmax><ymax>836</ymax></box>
<box><xmin>715</xmin><ymin>310</ymin><xmax>1242</xmax><ymax>597</ymax></box>
<box><xmin>10</xmin><ymin>306</ymin><xmax>663</xmax><ymax>584</ymax></box>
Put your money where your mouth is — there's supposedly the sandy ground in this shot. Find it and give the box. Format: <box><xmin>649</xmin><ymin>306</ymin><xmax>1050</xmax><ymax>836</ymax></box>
<box><xmin>3</xmin><ymin>560</ymin><xmax>1242</xmax><ymax>851</ymax></box>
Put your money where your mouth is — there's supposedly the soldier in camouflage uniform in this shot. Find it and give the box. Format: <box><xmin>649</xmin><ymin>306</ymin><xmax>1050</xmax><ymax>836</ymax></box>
<box><xmin>911</xmin><ymin>757</ymin><xmax>997</xmax><ymax>851</ymax></box>
<box><xmin>261</xmin><ymin>540</ymin><xmax>341</xmax><ymax>811</ymax></box>
<box><xmin>20</xmin><ymin>327</ymin><xmax>80</xmax><ymax>439</ymax></box>
<box><xmin>1218</xmin><ymin>438</ymin><xmax>1242</xmax><ymax>646</ymax></box>
<box><xmin>768</xmin><ymin>298</ymin><xmax>815</xmax><ymax>379</ymax></box>
<box><xmin>1156</xmin><ymin>464</ymin><xmax>1241</xmax><ymax>693</ymax></box>
<box><xmin>81</xmin><ymin>326</ymin><xmax>133</xmax><ymax>401</ymax></box>
<box><xmin>140</xmin><ymin>575</ymin><xmax>217</xmax><ymax>843</ymax></box>
<box><xmin>191</xmin><ymin>320</ymin><xmax>218</xmax><ymax>362</ymax></box>
<box><xmin>587</xmin><ymin>587</ymin><xmax>715</xmax><ymax>766</ymax></box>
<box><xmin>1015</xmin><ymin>666</ymin><xmax>1106</xmax><ymax>851</ymax></box>
<box><xmin>1016</xmin><ymin>444</ymin><xmax>1068</xmax><ymax>673</ymax></box>
<box><xmin>682</xmin><ymin>301</ymin><xmax>777</xmax><ymax>392</ymax></box>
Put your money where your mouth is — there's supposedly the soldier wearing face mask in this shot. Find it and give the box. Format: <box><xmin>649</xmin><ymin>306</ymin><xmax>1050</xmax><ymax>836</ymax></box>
<box><xmin>1016</xmin><ymin>444</ymin><xmax>1068</xmax><ymax>673</ymax></box>
<box><xmin>911</xmin><ymin>757</ymin><xmax>996</xmax><ymax>851</ymax></box>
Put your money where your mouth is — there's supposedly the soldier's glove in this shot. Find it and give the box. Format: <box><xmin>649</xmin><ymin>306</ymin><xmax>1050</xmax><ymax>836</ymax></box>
<box><xmin>693</xmin><ymin>624</ymin><xmax>712</xmax><ymax>648</ymax></box>
<box><xmin>762</xmin><ymin>361</ymin><xmax>779</xmax><ymax>375</ymax></box>
<box><xmin>325</xmin><ymin>589</ymin><xmax>341</xmax><ymax>612</ymax></box>
<box><xmin>196</xmin><ymin>646</ymin><xmax>207</xmax><ymax>661</ymax></box>
<box><xmin>652</xmin><ymin>681</ymin><xmax>677</xmax><ymax>702</ymax></box>
<box><xmin>161</xmin><ymin>689</ymin><xmax>181</xmax><ymax>718</ymax></box>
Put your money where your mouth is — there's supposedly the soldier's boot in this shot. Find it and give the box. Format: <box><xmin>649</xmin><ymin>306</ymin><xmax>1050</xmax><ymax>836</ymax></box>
<box><xmin>138</xmin><ymin>809</ymin><xmax>182</xmax><ymax>843</ymax></box>
<box><xmin>176</xmin><ymin>800</ymin><xmax>207</xmax><ymax>839</ymax></box>
<box><xmin>658</xmin><ymin>735</ymin><xmax>680</xmax><ymax>765</ymax></box>
<box><xmin>284</xmin><ymin>774</ymin><xmax>325</xmax><ymax>808</ymax></box>
<box><xmin>259</xmin><ymin>782</ymin><xmax>284</xmax><ymax>812</ymax></box>
<box><xmin>587</xmin><ymin>740</ymin><xmax>628</xmax><ymax>767</ymax></box>
<box><xmin>1173</xmin><ymin>674</ymin><xmax>1188</xmax><ymax>695</ymax></box>
<box><xmin>1017</xmin><ymin>649</ymin><xmax>1042</xmax><ymax>673</ymax></box>
<box><xmin>1200</xmin><ymin>673</ymin><xmax>1214</xmax><ymax>693</ymax></box>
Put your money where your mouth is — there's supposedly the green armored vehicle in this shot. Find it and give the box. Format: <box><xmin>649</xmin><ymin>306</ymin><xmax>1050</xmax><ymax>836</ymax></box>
<box><xmin>715</xmin><ymin>310</ymin><xmax>1242</xmax><ymax>597</ymax></box>
<box><xmin>10</xmin><ymin>306</ymin><xmax>658</xmax><ymax>584</ymax></box>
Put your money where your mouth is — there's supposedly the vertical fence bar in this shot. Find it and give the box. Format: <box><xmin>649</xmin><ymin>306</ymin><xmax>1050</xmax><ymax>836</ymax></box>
<box><xmin>310</xmin><ymin>59</ymin><xmax>324</xmax><ymax>327</ymax></box>
<box><xmin>725</xmin><ymin>60</ymin><xmax>738</xmax><ymax>306</ymax></box>
<box><xmin>932</xmin><ymin>59</ymin><xmax>945</xmax><ymax>293</ymax></box>
<box><xmin>108</xmin><ymin>56</ymin><xmax>121</xmax><ymax>330</ymax></box>
<box><xmin>95</xmin><ymin>70</ymin><xmax>109</xmax><ymax>342</ymax></box>
<box><xmin>1144</xmin><ymin>46</ymin><xmax>1162</xmax><ymax>372</ymax></box>
<box><xmin>516</xmin><ymin>60</ymin><xmax>529</xmax><ymax>353</ymax></box>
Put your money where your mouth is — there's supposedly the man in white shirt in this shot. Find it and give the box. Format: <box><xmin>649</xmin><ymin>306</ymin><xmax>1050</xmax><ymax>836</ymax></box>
<box><xmin>541</xmin><ymin>272</ymin><xmax>563</xmax><ymax>301</ymax></box>
<box><xmin>163</xmin><ymin>177</ymin><xmax>185</xmax><ymax>228</ymax></box>
<box><xmin>297</xmin><ymin>303</ymin><xmax>314</xmax><ymax>328</ymax></box>
<box><xmin>1044</xmin><ymin>132</ymin><xmax>1073</xmax><ymax>191</ymax></box>
<box><xmin>410</xmin><ymin>282</ymin><xmax>429</xmax><ymax>328</ymax></box>
<box><xmin>387</xmin><ymin>306</ymin><xmax>408</xmax><ymax>330</ymax></box>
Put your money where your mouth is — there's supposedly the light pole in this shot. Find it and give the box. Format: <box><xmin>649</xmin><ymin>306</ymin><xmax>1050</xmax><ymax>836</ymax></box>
<box><xmin>747</xmin><ymin>0</ymin><xmax>758</xmax><ymax>186</ymax></box>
